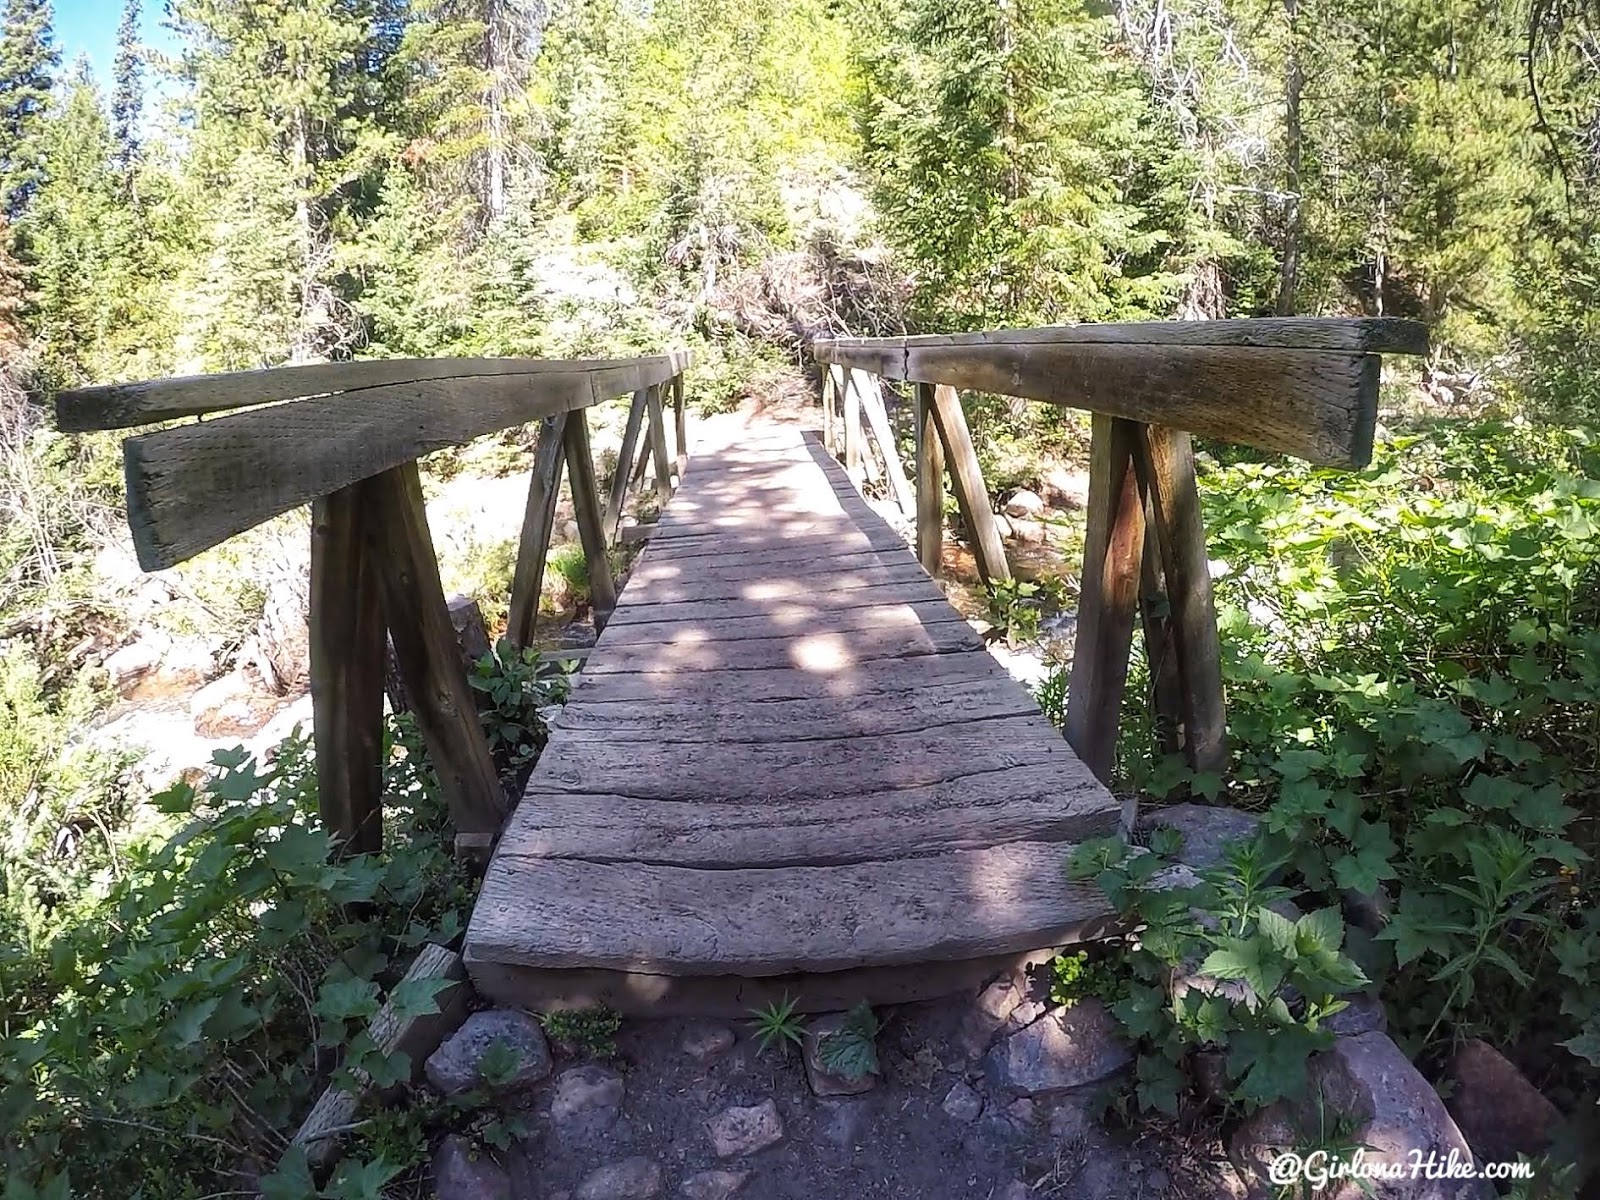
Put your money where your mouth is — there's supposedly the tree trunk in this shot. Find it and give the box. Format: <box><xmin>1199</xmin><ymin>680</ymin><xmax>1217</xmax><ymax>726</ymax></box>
<box><xmin>1276</xmin><ymin>0</ymin><xmax>1303</xmax><ymax>317</ymax></box>
<box><xmin>485</xmin><ymin>0</ymin><xmax>508</xmax><ymax>222</ymax></box>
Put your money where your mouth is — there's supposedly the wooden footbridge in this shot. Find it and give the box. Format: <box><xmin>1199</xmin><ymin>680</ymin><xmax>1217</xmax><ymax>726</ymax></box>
<box><xmin>58</xmin><ymin>317</ymin><xmax>1425</xmax><ymax>1015</ymax></box>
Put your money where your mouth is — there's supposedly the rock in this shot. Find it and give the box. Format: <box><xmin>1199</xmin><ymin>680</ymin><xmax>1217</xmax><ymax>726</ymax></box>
<box><xmin>994</xmin><ymin>1182</ymin><xmax>1032</xmax><ymax>1200</ymax></box>
<box><xmin>1000</xmin><ymin>998</ymin><xmax>1047</xmax><ymax>1037</ymax></box>
<box><xmin>1192</xmin><ymin>1048</ymin><xmax>1231</xmax><ymax>1103</ymax></box>
<box><xmin>1042</xmin><ymin>467</ymin><xmax>1089</xmax><ymax>509</ymax></box>
<box><xmin>1006</xmin><ymin>1097</ymin><xmax>1037</xmax><ymax>1127</ymax></box>
<box><xmin>1147</xmin><ymin>1166</ymin><xmax>1172</xmax><ymax>1193</ymax></box>
<box><xmin>1010</xmin><ymin>518</ymin><xmax>1047</xmax><ymax>544</ymax></box>
<box><xmin>681</xmin><ymin>1022</ymin><xmax>736</xmax><ymax>1062</ymax></box>
<box><xmin>104</xmin><ymin>637</ymin><xmax>167</xmax><ymax>689</ymax></box>
<box><xmin>189</xmin><ymin>671</ymin><xmax>279</xmax><ymax>739</ymax></box>
<box><xmin>1445</xmin><ymin>1039</ymin><xmax>1562</xmax><ymax>1166</ymax></box>
<box><xmin>941</xmin><ymin>1080</ymin><xmax>984</xmax><ymax>1122</ymax></box>
<box><xmin>679</xmin><ymin>1171</ymin><xmax>750</xmax><ymax>1200</ymax></box>
<box><xmin>433</xmin><ymin>1135</ymin><xmax>511</xmax><ymax>1200</ymax></box>
<box><xmin>1004</xmin><ymin>489</ymin><xmax>1046</xmax><ymax>517</ymax></box>
<box><xmin>1232</xmin><ymin>1033</ymin><xmax>1493</xmax><ymax>1200</ymax></box>
<box><xmin>983</xmin><ymin>1000</ymin><xmax>1132</xmax><ymax>1095</ymax></box>
<box><xmin>802</xmin><ymin>1013</ymin><xmax>879</xmax><ymax>1097</ymax></box>
<box><xmin>959</xmin><ymin>971</ymin><xmax>1027</xmax><ymax>1059</ymax></box>
<box><xmin>1139</xmin><ymin>804</ymin><xmax>1261</xmax><ymax>870</ymax></box>
<box><xmin>551</xmin><ymin>1064</ymin><xmax>624</xmax><ymax>1130</ymax></box>
<box><xmin>159</xmin><ymin>638</ymin><xmax>218</xmax><ymax>689</ymax></box>
<box><xmin>575</xmin><ymin>1157</ymin><xmax>662</xmax><ymax>1200</ymax></box>
<box><xmin>993</xmin><ymin>513</ymin><xmax>1014</xmax><ymax>540</ymax></box>
<box><xmin>1325</xmin><ymin>992</ymin><xmax>1387</xmax><ymax>1037</ymax></box>
<box><xmin>425</xmin><ymin>1010</ymin><xmax>551</xmax><ymax>1096</ymax></box>
<box><xmin>706</xmin><ymin>1099</ymin><xmax>784</xmax><ymax>1159</ymax></box>
<box><xmin>1343</xmin><ymin>885</ymin><xmax>1393</xmax><ymax>934</ymax></box>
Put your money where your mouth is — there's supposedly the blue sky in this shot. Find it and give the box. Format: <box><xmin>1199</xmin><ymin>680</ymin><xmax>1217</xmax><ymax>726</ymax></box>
<box><xmin>54</xmin><ymin>0</ymin><xmax>177</xmax><ymax>84</ymax></box>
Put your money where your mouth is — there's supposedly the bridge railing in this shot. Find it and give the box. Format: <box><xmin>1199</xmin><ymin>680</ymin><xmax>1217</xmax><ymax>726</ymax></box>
<box><xmin>814</xmin><ymin>318</ymin><xmax>1427</xmax><ymax>787</ymax></box>
<box><xmin>57</xmin><ymin>351</ymin><xmax>692</xmax><ymax>859</ymax></box>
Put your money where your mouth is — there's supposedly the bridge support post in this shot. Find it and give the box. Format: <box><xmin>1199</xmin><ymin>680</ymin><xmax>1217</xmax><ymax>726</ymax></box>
<box><xmin>645</xmin><ymin>383</ymin><xmax>674</xmax><ymax>504</ymax></box>
<box><xmin>925</xmin><ymin>384</ymin><xmax>1009</xmax><ymax>585</ymax></box>
<box><xmin>914</xmin><ymin>382</ymin><xmax>944</xmax><ymax>576</ymax></box>
<box><xmin>507</xmin><ymin>412</ymin><xmax>569</xmax><ymax>651</ymax></box>
<box><xmin>563</xmin><ymin>408</ymin><xmax>619</xmax><ymax>631</ymax></box>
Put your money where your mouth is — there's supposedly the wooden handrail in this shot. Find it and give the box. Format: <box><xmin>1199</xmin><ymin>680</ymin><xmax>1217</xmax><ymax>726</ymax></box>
<box><xmin>65</xmin><ymin>351</ymin><xmax>691</xmax><ymax>863</ymax></box>
<box><xmin>814</xmin><ymin>317</ymin><xmax>1428</xmax><ymax>787</ymax></box>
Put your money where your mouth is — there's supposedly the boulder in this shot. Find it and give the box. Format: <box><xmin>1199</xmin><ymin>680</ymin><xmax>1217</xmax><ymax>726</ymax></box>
<box><xmin>680</xmin><ymin>1022</ymin><xmax>736</xmax><ymax>1062</ymax></box>
<box><xmin>1324</xmin><ymin>992</ymin><xmax>1387</xmax><ymax>1038</ymax></box>
<box><xmin>802</xmin><ymin>1012</ymin><xmax>879</xmax><ymax>1097</ymax></box>
<box><xmin>550</xmin><ymin>1063</ymin><xmax>625</xmax><ymax>1133</ymax></box>
<box><xmin>706</xmin><ymin>1099</ymin><xmax>784</xmax><ymax>1159</ymax></box>
<box><xmin>941</xmin><ymin>1080</ymin><xmax>984</xmax><ymax>1123</ymax></box>
<box><xmin>104</xmin><ymin>637</ymin><xmax>167</xmax><ymax>690</ymax></box>
<box><xmin>433</xmin><ymin>1135</ymin><xmax>512</xmax><ymax>1200</ymax></box>
<box><xmin>679</xmin><ymin>1171</ymin><xmax>750</xmax><ymax>1200</ymax></box>
<box><xmin>1004</xmin><ymin>489</ymin><xmax>1046</xmax><ymax>517</ymax></box>
<box><xmin>189</xmin><ymin>671</ymin><xmax>280</xmax><ymax>739</ymax></box>
<box><xmin>1010</xmin><ymin>519</ymin><xmax>1047</xmax><ymax>544</ymax></box>
<box><xmin>425</xmin><ymin>1010</ymin><xmax>552</xmax><ymax>1096</ymax></box>
<box><xmin>575</xmin><ymin>1157</ymin><xmax>662</xmax><ymax>1200</ymax></box>
<box><xmin>1043</xmin><ymin>468</ymin><xmax>1090</xmax><ymax>510</ymax></box>
<box><xmin>1444</xmin><ymin>1039</ymin><xmax>1562</xmax><ymax>1167</ymax></box>
<box><xmin>958</xmin><ymin>971</ymin><xmax>1027</xmax><ymax>1059</ymax></box>
<box><xmin>983</xmin><ymin>1000</ymin><xmax>1132</xmax><ymax>1095</ymax></box>
<box><xmin>1139</xmin><ymin>804</ymin><xmax>1261</xmax><ymax>870</ymax></box>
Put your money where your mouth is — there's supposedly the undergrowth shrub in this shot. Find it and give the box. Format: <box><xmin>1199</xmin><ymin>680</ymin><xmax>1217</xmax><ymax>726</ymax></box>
<box><xmin>1042</xmin><ymin>417</ymin><xmax>1600</xmax><ymax>1117</ymax></box>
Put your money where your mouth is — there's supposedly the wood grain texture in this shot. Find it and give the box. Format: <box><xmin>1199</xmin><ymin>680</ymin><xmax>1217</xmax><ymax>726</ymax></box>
<box><xmin>309</xmin><ymin>486</ymin><xmax>386</xmax><ymax>856</ymax></box>
<box><xmin>857</xmin><ymin>373</ymin><xmax>916</xmax><ymax>518</ymax></box>
<box><xmin>603</xmin><ymin>389</ymin><xmax>649</xmax><ymax>542</ymax></box>
<box><xmin>505</xmin><ymin>413</ymin><xmax>567</xmax><ymax>650</ymax></box>
<box><xmin>360</xmin><ymin>463</ymin><xmax>506</xmax><ymax>836</ymax></box>
<box><xmin>1133</xmin><ymin>424</ymin><xmax>1227</xmax><ymax>773</ymax></box>
<box><xmin>815</xmin><ymin>317</ymin><xmax>1426</xmax><ymax>354</ymax></box>
<box><xmin>927</xmin><ymin>384</ymin><xmax>1010</xmax><ymax>583</ymax></box>
<box><xmin>821</xmin><ymin>366</ymin><xmax>837</xmax><ymax>452</ymax></box>
<box><xmin>579</xmin><ymin>619</ymin><xmax>984</xmax><ymax>675</ymax></box>
<box><xmin>843</xmin><ymin>368</ymin><xmax>863</xmax><ymax>480</ymax></box>
<box><xmin>1064</xmin><ymin>415</ymin><xmax>1146</xmax><ymax>783</ymax></box>
<box><xmin>561</xmin><ymin>408</ymin><xmax>618</xmax><ymax>627</ymax></box>
<box><xmin>605</xmin><ymin>578</ymin><xmax>948</xmax><ymax>626</ymax></box>
<box><xmin>671</xmin><ymin>373</ymin><xmax>687</xmax><ymax>478</ymax></box>
<box><xmin>593</xmin><ymin>597</ymin><xmax>966</xmax><ymax>647</ymax></box>
<box><xmin>915</xmin><ymin>382</ymin><xmax>945</xmax><ymax>575</ymax></box>
<box><xmin>470</xmin><ymin>840</ymin><xmax>1110</xmax><ymax>975</ymax></box>
<box><xmin>59</xmin><ymin>350</ymin><xmax>692</xmax><ymax>431</ymax></box>
<box><xmin>645</xmin><ymin>384</ymin><xmax>673</xmax><ymax>504</ymax></box>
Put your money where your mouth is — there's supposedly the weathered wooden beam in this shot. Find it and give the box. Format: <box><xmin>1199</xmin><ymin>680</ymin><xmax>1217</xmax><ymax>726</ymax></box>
<box><xmin>58</xmin><ymin>350</ymin><xmax>693</xmax><ymax>433</ymax></box>
<box><xmin>914</xmin><ymin>382</ymin><xmax>944</xmax><ymax>576</ymax></box>
<box><xmin>821</xmin><ymin>367</ymin><xmax>837</xmax><ymax>454</ymax></box>
<box><xmin>858</xmin><ymin>377</ymin><xmax>916</xmax><ymax>520</ymax></box>
<box><xmin>1132</xmin><ymin>424</ymin><xmax>1227</xmax><ymax>774</ymax></box>
<box><xmin>644</xmin><ymin>383</ymin><xmax>673</xmax><ymax>504</ymax></box>
<box><xmin>1064</xmin><ymin>415</ymin><xmax>1146</xmax><ymax>784</ymax></box>
<box><xmin>506</xmin><ymin>413</ymin><xmax>568</xmax><ymax>651</ymax></box>
<box><xmin>309</xmin><ymin>486</ymin><xmax>386</xmax><ymax>856</ymax></box>
<box><xmin>925</xmin><ymin>384</ymin><xmax>1009</xmax><ymax>585</ymax></box>
<box><xmin>1138</xmin><ymin>520</ymin><xmax>1183</xmax><ymax>761</ymax></box>
<box><xmin>562</xmin><ymin>409</ymin><xmax>618</xmax><ymax>631</ymax></box>
<box><xmin>122</xmin><ymin>358</ymin><xmax>691</xmax><ymax>571</ymax></box>
<box><xmin>815</xmin><ymin>317</ymin><xmax>1426</xmax><ymax>355</ymax></box>
<box><xmin>843</xmin><ymin>368</ymin><xmax>863</xmax><ymax>481</ymax></box>
<box><xmin>360</xmin><ymin>462</ymin><xmax>507</xmax><ymax>838</ymax></box>
<box><xmin>604</xmin><ymin>389</ymin><xmax>649</xmax><ymax>543</ymax></box>
<box><xmin>671</xmin><ymin>374</ymin><xmax>687</xmax><ymax>479</ymax></box>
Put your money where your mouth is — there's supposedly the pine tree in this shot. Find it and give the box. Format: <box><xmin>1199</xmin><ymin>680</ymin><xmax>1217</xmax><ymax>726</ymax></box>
<box><xmin>0</xmin><ymin>0</ymin><xmax>57</xmax><ymax>221</ymax></box>
<box><xmin>110</xmin><ymin>0</ymin><xmax>140</xmax><ymax>183</ymax></box>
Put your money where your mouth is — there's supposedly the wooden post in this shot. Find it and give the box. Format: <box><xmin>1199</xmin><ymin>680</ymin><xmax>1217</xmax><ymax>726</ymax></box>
<box><xmin>1132</xmin><ymin>425</ymin><xmax>1227</xmax><ymax>774</ymax></box>
<box><xmin>914</xmin><ymin>382</ymin><xmax>944</xmax><ymax>576</ymax></box>
<box><xmin>821</xmin><ymin>368</ymin><xmax>836</xmax><ymax>454</ymax></box>
<box><xmin>506</xmin><ymin>414</ymin><xmax>568</xmax><ymax>651</ymax></box>
<box><xmin>309</xmin><ymin>485</ymin><xmax>386</xmax><ymax>856</ymax></box>
<box><xmin>562</xmin><ymin>408</ymin><xmax>619</xmax><ymax>631</ymax></box>
<box><xmin>359</xmin><ymin>462</ymin><xmax>507</xmax><ymax>839</ymax></box>
<box><xmin>645</xmin><ymin>383</ymin><xmax>673</xmax><ymax>504</ymax></box>
<box><xmin>1139</xmin><ymin>519</ymin><xmax>1183</xmax><ymax>760</ymax></box>
<box><xmin>672</xmin><ymin>373</ymin><xmax>688</xmax><ymax>479</ymax></box>
<box><xmin>843</xmin><ymin>368</ymin><xmax>863</xmax><ymax>481</ymax></box>
<box><xmin>1064</xmin><ymin>415</ymin><xmax>1146</xmax><ymax>784</ymax></box>
<box><xmin>858</xmin><ymin>376</ymin><xmax>916</xmax><ymax>519</ymax></box>
<box><xmin>925</xmin><ymin>383</ymin><xmax>1010</xmax><ymax>585</ymax></box>
<box><xmin>604</xmin><ymin>388</ymin><xmax>649</xmax><ymax>543</ymax></box>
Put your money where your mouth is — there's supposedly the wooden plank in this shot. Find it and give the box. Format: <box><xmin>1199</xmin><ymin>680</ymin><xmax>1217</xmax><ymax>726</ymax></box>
<box><xmin>607</xmin><ymin>579</ymin><xmax>947</xmax><ymax>626</ymax></box>
<box><xmin>595</xmin><ymin>599</ymin><xmax>969</xmax><ymax>647</ymax></box>
<box><xmin>915</xmin><ymin>382</ymin><xmax>944</xmax><ymax>575</ymax></box>
<box><xmin>1139</xmin><ymin>519</ymin><xmax>1183</xmax><ymax>760</ymax></box>
<box><xmin>469</xmin><ymin>840</ymin><xmax>1111</xmax><ymax>975</ymax></box>
<box><xmin>619</xmin><ymin>560</ymin><xmax>934</xmax><ymax>606</ymax></box>
<box><xmin>122</xmin><ymin>363</ymin><xmax>677</xmax><ymax>571</ymax></box>
<box><xmin>925</xmin><ymin>384</ymin><xmax>1009</xmax><ymax>584</ymax></box>
<box><xmin>58</xmin><ymin>350</ymin><xmax>693</xmax><ymax>432</ymax></box>
<box><xmin>505</xmin><ymin>413</ymin><xmax>568</xmax><ymax>650</ymax></box>
<box><xmin>671</xmin><ymin>373</ymin><xmax>687</xmax><ymax>478</ymax></box>
<box><xmin>552</xmin><ymin>676</ymin><xmax>1038</xmax><ymax>742</ymax></box>
<box><xmin>532</xmin><ymin>713</ymin><xmax>1073</xmax><ymax>801</ymax></box>
<box><xmin>1063</xmin><ymin>415</ymin><xmax>1146</xmax><ymax>783</ymax></box>
<box><xmin>360</xmin><ymin>463</ymin><xmax>507</xmax><ymax>837</ymax></box>
<box><xmin>290</xmin><ymin>944</ymin><xmax>470</xmax><ymax>1170</ymax></box>
<box><xmin>645</xmin><ymin>385</ymin><xmax>673</xmax><ymax>504</ymax></box>
<box><xmin>857</xmin><ymin>375</ymin><xmax>916</xmax><ymax>518</ymax></box>
<box><xmin>309</xmin><ymin>486</ymin><xmax>386</xmax><ymax>856</ymax></box>
<box><xmin>604</xmin><ymin>388</ymin><xmax>649</xmax><ymax>543</ymax></box>
<box><xmin>503</xmin><ymin>772</ymin><xmax>1117</xmax><ymax>868</ymax></box>
<box><xmin>1133</xmin><ymin>424</ymin><xmax>1227</xmax><ymax>774</ymax></box>
<box><xmin>629</xmin><ymin>531</ymin><xmax>897</xmax><ymax>569</ymax></box>
<box><xmin>843</xmin><ymin>367</ymin><xmax>863</xmax><ymax>480</ymax></box>
<box><xmin>561</xmin><ymin>408</ymin><xmax>618</xmax><ymax>628</ymax></box>
<box><xmin>815</xmin><ymin>318</ymin><xmax>1426</xmax><ymax>355</ymax></box>
<box><xmin>821</xmin><ymin>366</ymin><xmax>836</xmax><ymax>453</ymax></box>
<box><xmin>580</xmin><ymin>620</ymin><xmax>983</xmax><ymax>676</ymax></box>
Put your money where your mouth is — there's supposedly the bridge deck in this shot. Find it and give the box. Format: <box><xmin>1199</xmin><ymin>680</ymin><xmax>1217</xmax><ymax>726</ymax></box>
<box><xmin>463</xmin><ymin>424</ymin><xmax>1120</xmax><ymax>1014</ymax></box>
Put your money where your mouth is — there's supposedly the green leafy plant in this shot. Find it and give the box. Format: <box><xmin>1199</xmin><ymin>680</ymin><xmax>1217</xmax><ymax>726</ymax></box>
<box><xmin>748</xmin><ymin>994</ymin><xmax>805</xmax><ymax>1057</ymax></box>
<box><xmin>815</xmin><ymin>1001</ymin><xmax>881</xmax><ymax>1081</ymax></box>
<box><xmin>468</xmin><ymin>637</ymin><xmax>573</xmax><ymax>786</ymax></box>
<box><xmin>541</xmin><ymin>1005</ymin><xmax>624</xmax><ymax>1059</ymax></box>
<box><xmin>983</xmin><ymin>577</ymin><xmax>1043</xmax><ymax>647</ymax></box>
<box><xmin>1270</xmin><ymin>1091</ymin><xmax>1373</xmax><ymax>1200</ymax></box>
<box><xmin>1047</xmin><ymin>949</ymin><xmax>1130</xmax><ymax>1009</ymax></box>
